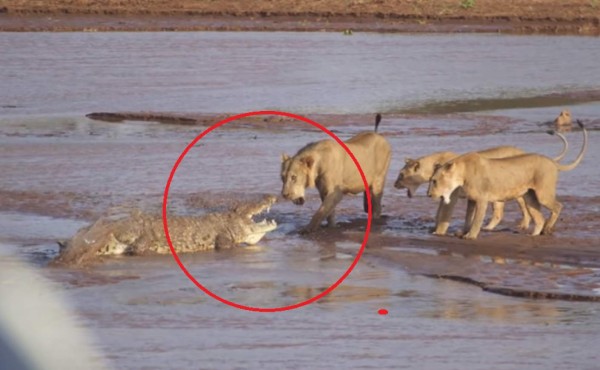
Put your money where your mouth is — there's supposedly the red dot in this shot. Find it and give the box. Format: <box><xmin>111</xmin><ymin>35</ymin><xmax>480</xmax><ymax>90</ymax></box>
<box><xmin>378</xmin><ymin>308</ymin><xmax>388</xmax><ymax>315</ymax></box>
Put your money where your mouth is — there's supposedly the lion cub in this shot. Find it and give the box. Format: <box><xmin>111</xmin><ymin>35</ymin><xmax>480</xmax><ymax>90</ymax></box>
<box><xmin>427</xmin><ymin>122</ymin><xmax>587</xmax><ymax>240</ymax></box>
<box><xmin>281</xmin><ymin>115</ymin><xmax>391</xmax><ymax>233</ymax></box>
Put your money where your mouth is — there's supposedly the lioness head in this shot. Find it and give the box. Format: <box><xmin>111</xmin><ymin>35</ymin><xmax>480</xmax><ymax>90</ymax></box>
<box><xmin>554</xmin><ymin>109</ymin><xmax>572</xmax><ymax>127</ymax></box>
<box><xmin>394</xmin><ymin>158</ymin><xmax>428</xmax><ymax>198</ymax></box>
<box><xmin>280</xmin><ymin>154</ymin><xmax>316</xmax><ymax>206</ymax></box>
<box><xmin>427</xmin><ymin>162</ymin><xmax>463</xmax><ymax>204</ymax></box>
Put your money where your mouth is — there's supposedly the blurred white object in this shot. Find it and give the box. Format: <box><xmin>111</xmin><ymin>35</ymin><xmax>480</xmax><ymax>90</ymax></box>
<box><xmin>0</xmin><ymin>253</ymin><xmax>108</xmax><ymax>370</ymax></box>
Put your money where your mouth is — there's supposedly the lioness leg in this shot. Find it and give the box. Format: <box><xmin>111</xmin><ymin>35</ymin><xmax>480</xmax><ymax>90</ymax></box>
<box><xmin>522</xmin><ymin>191</ymin><xmax>545</xmax><ymax>236</ymax></box>
<box><xmin>304</xmin><ymin>190</ymin><xmax>344</xmax><ymax>233</ymax></box>
<box><xmin>463</xmin><ymin>201</ymin><xmax>488</xmax><ymax>240</ymax></box>
<box><xmin>371</xmin><ymin>186</ymin><xmax>385</xmax><ymax>220</ymax></box>
<box><xmin>515</xmin><ymin>197</ymin><xmax>532</xmax><ymax>230</ymax></box>
<box><xmin>483</xmin><ymin>201</ymin><xmax>504</xmax><ymax>231</ymax></box>
<box><xmin>538</xmin><ymin>193</ymin><xmax>563</xmax><ymax>235</ymax></box>
<box><xmin>320</xmin><ymin>191</ymin><xmax>338</xmax><ymax>228</ymax></box>
<box><xmin>373</xmin><ymin>153</ymin><xmax>391</xmax><ymax>219</ymax></box>
<box><xmin>483</xmin><ymin>197</ymin><xmax>531</xmax><ymax>231</ymax></box>
<box><xmin>463</xmin><ymin>199</ymin><xmax>476</xmax><ymax>235</ymax></box>
<box><xmin>433</xmin><ymin>189</ymin><xmax>459</xmax><ymax>235</ymax></box>
<box><xmin>362</xmin><ymin>188</ymin><xmax>382</xmax><ymax>218</ymax></box>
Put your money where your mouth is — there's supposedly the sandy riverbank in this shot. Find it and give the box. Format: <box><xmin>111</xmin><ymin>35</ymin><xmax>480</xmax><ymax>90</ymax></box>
<box><xmin>1</xmin><ymin>0</ymin><xmax>599</xmax><ymax>34</ymax></box>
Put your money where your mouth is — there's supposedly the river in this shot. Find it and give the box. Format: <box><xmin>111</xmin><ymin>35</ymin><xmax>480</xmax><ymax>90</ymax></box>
<box><xmin>1</xmin><ymin>32</ymin><xmax>599</xmax><ymax>370</ymax></box>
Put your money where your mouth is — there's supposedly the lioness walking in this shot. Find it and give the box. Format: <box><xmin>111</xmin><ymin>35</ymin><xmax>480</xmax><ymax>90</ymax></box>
<box><xmin>395</xmin><ymin>131</ymin><xmax>569</xmax><ymax>235</ymax></box>
<box><xmin>281</xmin><ymin>115</ymin><xmax>392</xmax><ymax>233</ymax></box>
<box><xmin>427</xmin><ymin>122</ymin><xmax>587</xmax><ymax>240</ymax></box>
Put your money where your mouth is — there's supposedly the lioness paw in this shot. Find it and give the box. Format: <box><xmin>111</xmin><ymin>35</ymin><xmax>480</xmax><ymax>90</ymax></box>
<box><xmin>541</xmin><ymin>227</ymin><xmax>554</xmax><ymax>235</ymax></box>
<box><xmin>461</xmin><ymin>233</ymin><xmax>478</xmax><ymax>240</ymax></box>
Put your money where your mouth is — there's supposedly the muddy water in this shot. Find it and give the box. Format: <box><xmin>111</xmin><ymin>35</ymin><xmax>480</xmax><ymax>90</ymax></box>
<box><xmin>1</xmin><ymin>32</ymin><xmax>600</xmax><ymax>370</ymax></box>
<box><xmin>2</xmin><ymin>32</ymin><xmax>600</xmax><ymax>115</ymax></box>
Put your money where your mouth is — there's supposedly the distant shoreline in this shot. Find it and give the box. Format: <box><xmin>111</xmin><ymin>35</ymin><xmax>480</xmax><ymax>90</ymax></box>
<box><xmin>0</xmin><ymin>1</ymin><xmax>599</xmax><ymax>35</ymax></box>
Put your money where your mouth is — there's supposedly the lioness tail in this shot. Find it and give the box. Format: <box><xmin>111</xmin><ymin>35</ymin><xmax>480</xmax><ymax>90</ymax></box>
<box><xmin>556</xmin><ymin>120</ymin><xmax>587</xmax><ymax>172</ymax></box>
<box><xmin>546</xmin><ymin>129</ymin><xmax>569</xmax><ymax>162</ymax></box>
<box><xmin>375</xmin><ymin>113</ymin><xmax>382</xmax><ymax>132</ymax></box>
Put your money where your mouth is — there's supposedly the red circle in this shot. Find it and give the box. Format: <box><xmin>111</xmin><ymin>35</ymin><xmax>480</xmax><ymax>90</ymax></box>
<box><xmin>162</xmin><ymin>110</ymin><xmax>372</xmax><ymax>312</ymax></box>
<box><xmin>378</xmin><ymin>308</ymin><xmax>389</xmax><ymax>315</ymax></box>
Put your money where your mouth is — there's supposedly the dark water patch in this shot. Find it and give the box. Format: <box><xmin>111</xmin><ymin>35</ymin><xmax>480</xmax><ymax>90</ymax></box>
<box><xmin>426</xmin><ymin>274</ymin><xmax>600</xmax><ymax>302</ymax></box>
<box><xmin>399</xmin><ymin>89</ymin><xmax>600</xmax><ymax>115</ymax></box>
<box><xmin>85</xmin><ymin>111</ymin><xmax>344</xmax><ymax>133</ymax></box>
<box><xmin>86</xmin><ymin>111</ymin><xmax>199</xmax><ymax>125</ymax></box>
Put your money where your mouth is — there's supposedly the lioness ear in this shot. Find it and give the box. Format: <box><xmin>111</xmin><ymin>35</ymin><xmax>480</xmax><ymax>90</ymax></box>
<box><xmin>301</xmin><ymin>156</ymin><xmax>315</xmax><ymax>169</ymax></box>
<box><xmin>444</xmin><ymin>162</ymin><xmax>455</xmax><ymax>171</ymax></box>
<box><xmin>433</xmin><ymin>163</ymin><xmax>442</xmax><ymax>172</ymax></box>
<box><xmin>414</xmin><ymin>161</ymin><xmax>420</xmax><ymax>171</ymax></box>
<box><xmin>405</xmin><ymin>158</ymin><xmax>413</xmax><ymax>164</ymax></box>
<box><xmin>281</xmin><ymin>153</ymin><xmax>290</xmax><ymax>163</ymax></box>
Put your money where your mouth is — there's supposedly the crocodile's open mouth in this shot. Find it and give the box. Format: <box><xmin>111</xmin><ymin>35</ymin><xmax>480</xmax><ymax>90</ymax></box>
<box><xmin>246</xmin><ymin>195</ymin><xmax>278</xmax><ymax>230</ymax></box>
<box><xmin>243</xmin><ymin>196</ymin><xmax>278</xmax><ymax>245</ymax></box>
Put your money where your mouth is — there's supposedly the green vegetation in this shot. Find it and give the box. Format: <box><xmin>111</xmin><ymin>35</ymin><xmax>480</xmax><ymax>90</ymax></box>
<box><xmin>460</xmin><ymin>0</ymin><xmax>476</xmax><ymax>9</ymax></box>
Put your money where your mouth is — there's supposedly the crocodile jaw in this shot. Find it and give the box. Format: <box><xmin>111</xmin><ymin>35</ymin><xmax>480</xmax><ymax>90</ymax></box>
<box><xmin>96</xmin><ymin>233</ymin><xmax>131</xmax><ymax>255</ymax></box>
<box><xmin>243</xmin><ymin>219</ymin><xmax>278</xmax><ymax>245</ymax></box>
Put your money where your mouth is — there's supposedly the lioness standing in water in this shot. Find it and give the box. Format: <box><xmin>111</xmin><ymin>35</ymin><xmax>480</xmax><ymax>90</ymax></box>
<box><xmin>394</xmin><ymin>131</ymin><xmax>569</xmax><ymax>235</ymax></box>
<box><xmin>427</xmin><ymin>122</ymin><xmax>587</xmax><ymax>240</ymax></box>
<box><xmin>281</xmin><ymin>115</ymin><xmax>391</xmax><ymax>233</ymax></box>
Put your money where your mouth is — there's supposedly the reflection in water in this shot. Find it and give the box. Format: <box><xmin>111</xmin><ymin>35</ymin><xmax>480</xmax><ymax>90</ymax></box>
<box><xmin>282</xmin><ymin>284</ymin><xmax>391</xmax><ymax>304</ymax></box>
<box><xmin>420</xmin><ymin>287</ymin><xmax>561</xmax><ymax>325</ymax></box>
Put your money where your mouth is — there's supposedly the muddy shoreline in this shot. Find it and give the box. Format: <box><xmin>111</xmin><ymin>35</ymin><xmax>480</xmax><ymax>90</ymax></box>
<box><xmin>1</xmin><ymin>2</ymin><xmax>600</xmax><ymax>35</ymax></box>
<box><xmin>313</xmin><ymin>187</ymin><xmax>600</xmax><ymax>302</ymax></box>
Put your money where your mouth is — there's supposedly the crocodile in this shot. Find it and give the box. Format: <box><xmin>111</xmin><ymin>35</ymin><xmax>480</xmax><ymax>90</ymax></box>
<box><xmin>54</xmin><ymin>195</ymin><xmax>277</xmax><ymax>265</ymax></box>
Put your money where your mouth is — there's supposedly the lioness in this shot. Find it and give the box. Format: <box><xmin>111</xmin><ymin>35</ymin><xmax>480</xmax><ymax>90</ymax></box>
<box><xmin>554</xmin><ymin>109</ymin><xmax>572</xmax><ymax>130</ymax></box>
<box><xmin>281</xmin><ymin>115</ymin><xmax>391</xmax><ymax>233</ymax></box>
<box><xmin>394</xmin><ymin>131</ymin><xmax>568</xmax><ymax>235</ymax></box>
<box><xmin>427</xmin><ymin>122</ymin><xmax>587</xmax><ymax>240</ymax></box>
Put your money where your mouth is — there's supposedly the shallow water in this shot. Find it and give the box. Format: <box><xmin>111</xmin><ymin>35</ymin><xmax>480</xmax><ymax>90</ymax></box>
<box><xmin>2</xmin><ymin>117</ymin><xmax>600</xmax><ymax>369</ymax></box>
<box><xmin>1</xmin><ymin>32</ymin><xmax>600</xmax><ymax>369</ymax></box>
<box><xmin>1</xmin><ymin>32</ymin><xmax>600</xmax><ymax>115</ymax></box>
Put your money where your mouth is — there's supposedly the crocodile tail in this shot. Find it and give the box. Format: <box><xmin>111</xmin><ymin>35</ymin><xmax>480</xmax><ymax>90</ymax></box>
<box><xmin>556</xmin><ymin>120</ymin><xmax>587</xmax><ymax>172</ymax></box>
